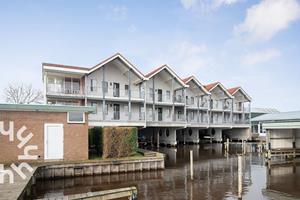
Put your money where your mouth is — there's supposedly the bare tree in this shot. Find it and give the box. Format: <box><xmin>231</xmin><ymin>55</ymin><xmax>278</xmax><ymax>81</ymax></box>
<box><xmin>4</xmin><ymin>84</ymin><xmax>43</xmax><ymax>104</ymax></box>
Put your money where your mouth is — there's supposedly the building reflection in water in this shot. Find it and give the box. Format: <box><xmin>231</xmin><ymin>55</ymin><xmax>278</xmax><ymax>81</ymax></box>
<box><xmin>31</xmin><ymin>144</ymin><xmax>299</xmax><ymax>200</ymax></box>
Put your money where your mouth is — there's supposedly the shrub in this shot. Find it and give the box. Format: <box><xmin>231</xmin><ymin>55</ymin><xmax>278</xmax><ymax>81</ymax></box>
<box><xmin>102</xmin><ymin>127</ymin><xmax>138</xmax><ymax>158</ymax></box>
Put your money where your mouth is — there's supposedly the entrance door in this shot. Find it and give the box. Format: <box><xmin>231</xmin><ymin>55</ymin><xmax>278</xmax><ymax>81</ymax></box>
<box><xmin>44</xmin><ymin>124</ymin><xmax>64</xmax><ymax>160</ymax></box>
<box><xmin>157</xmin><ymin>89</ymin><xmax>162</xmax><ymax>102</ymax></box>
<box><xmin>113</xmin><ymin>83</ymin><xmax>120</xmax><ymax>97</ymax></box>
<box><xmin>158</xmin><ymin>107</ymin><xmax>163</xmax><ymax>121</ymax></box>
<box><xmin>113</xmin><ymin>104</ymin><xmax>120</xmax><ymax>120</ymax></box>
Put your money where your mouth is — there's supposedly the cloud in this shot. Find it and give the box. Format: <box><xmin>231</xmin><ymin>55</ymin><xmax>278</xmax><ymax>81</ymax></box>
<box><xmin>234</xmin><ymin>0</ymin><xmax>300</xmax><ymax>43</ymax></box>
<box><xmin>106</xmin><ymin>5</ymin><xmax>128</xmax><ymax>21</ymax></box>
<box><xmin>128</xmin><ymin>24</ymin><xmax>137</xmax><ymax>33</ymax></box>
<box><xmin>242</xmin><ymin>48</ymin><xmax>281</xmax><ymax>65</ymax></box>
<box><xmin>148</xmin><ymin>41</ymin><xmax>212</xmax><ymax>76</ymax></box>
<box><xmin>180</xmin><ymin>0</ymin><xmax>241</xmax><ymax>11</ymax></box>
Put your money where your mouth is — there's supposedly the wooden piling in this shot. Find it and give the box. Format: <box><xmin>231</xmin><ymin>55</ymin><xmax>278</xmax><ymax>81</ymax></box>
<box><xmin>238</xmin><ymin>155</ymin><xmax>243</xmax><ymax>199</ymax></box>
<box><xmin>190</xmin><ymin>150</ymin><xmax>194</xmax><ymax>180</ymax></box>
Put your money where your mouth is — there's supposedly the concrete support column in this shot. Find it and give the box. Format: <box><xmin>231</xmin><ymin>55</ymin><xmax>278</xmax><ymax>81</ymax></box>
<box><xmin>102</xmin><ymin>66</ymin><xmax>106</xmax><ymax>120</ymax></box>
<box><xmin>128</xmin><ymin>69</ymin><xmax>132</xmax><ymax>121</ymax></box>
<box><xmin>157</xmin><ymin>130</ymin><xmax>160</xmax><ymax>148</ymax></box>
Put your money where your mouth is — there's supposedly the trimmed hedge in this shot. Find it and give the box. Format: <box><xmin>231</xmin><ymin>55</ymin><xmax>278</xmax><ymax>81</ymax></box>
<box><xmin>102</xmin><ymin>127</ymin><xmax>138</xmax><ymax>158</ymax></box>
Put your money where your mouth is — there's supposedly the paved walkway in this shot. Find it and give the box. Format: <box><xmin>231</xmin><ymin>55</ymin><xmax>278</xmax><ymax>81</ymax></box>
<box><xmin>0</xmin><ymin>166</ymin><xmax>37</xmax><ymax>200</ymax></box>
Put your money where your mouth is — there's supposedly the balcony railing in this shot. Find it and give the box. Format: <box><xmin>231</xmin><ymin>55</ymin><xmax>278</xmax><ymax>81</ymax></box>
<box><xmin>88</xmin><ymin>111</ymin><xmax>145</xmax><ymax>122</ymax></box>
<box><xmin>47</xmin><ymin>84</ymin><xmax>82</xmax><ymax>95</ymax></box>
<box><xmin>87</xmin><ymin>86</ymin><xmax>144</xmax><ymax>99</ymax></box>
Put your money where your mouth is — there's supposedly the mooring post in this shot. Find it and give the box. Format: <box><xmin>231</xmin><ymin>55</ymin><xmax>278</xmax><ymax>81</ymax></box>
<box><xmin>190</xmin><ymin>150</ymin><xmax>194</xmax><ymax>180</ymax></box>
<box><xmin>226</xmin><ymin>138</ymin><xmax>230</xmax><ymax>152</ymax></box>
<box><xmin>238</xmin><ymin>155</ymin><xmax>243</xmax><ymax>199</ymax></box>
<box><xmin>157</xmin><ymin>132</ymin><xmax>160</xmax><ymax>149</ymax></box>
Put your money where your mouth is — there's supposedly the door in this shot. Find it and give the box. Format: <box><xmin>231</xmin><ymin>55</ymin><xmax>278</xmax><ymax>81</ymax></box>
<box><xmin>44</xmin><ymin>124</ymin><xmax>64</xmax><ymax>160</ymax></box>
<box><xmin>157</xmin><ymin>89</ymin><xmax>162</xmax><ymax>102</ymax></box>
<box><xmin>113</xmin><ymin>83</ymin><xmax>120</xmax><ymax>97</ymax></box>
<box><xmin>113</xmin><ymin>104</ymin><xmax>120</xmax><ymax>120</ymax></box>
<box><xmin>158</xmin><ymin>107</ymin><xmax>163</xmax><ymax>121</ymax></box>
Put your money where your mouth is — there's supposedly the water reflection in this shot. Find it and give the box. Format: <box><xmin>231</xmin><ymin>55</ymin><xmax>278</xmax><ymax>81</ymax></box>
<box><xmin>31</xmin><ymin>144</ymin><xmax>300</xmax><ymax>200</ymax></box>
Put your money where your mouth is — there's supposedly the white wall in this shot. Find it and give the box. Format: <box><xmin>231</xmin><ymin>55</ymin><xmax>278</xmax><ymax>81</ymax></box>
<box><xmin>269</xmin><ymin>129</ymin><xmax>294</xmax><ymax>149</ymax></box>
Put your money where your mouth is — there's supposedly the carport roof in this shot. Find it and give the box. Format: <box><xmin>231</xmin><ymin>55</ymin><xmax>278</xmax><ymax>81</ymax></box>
<box><xmin>0</xmin><ymin>103</ymin><xmax>96</xmax><ymax>113</ymax></box>
<box><xmin>251</xmin><ymin>111</ymin><xmax>300</xmax><ymax>122</ymax></box>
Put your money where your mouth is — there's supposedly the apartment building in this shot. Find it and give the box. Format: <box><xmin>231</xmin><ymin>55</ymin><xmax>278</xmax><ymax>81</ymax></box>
<box><xmin>42</xmin><ymin>53</ymin><xmax>252</xmax><ymax>145</ymax></box>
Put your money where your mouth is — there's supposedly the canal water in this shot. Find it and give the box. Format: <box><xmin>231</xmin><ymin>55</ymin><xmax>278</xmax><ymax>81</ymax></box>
<box><xmin>31</xmin><ymin>144</ymin><xmax>300</xmax><ymax>200</ymax></box>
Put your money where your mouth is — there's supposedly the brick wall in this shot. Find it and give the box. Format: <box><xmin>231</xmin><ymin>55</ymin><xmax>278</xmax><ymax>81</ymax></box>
<box><xmin>0</xmin><ymin>111</ymin><xmax>88</xmax><ymax>163</ymax></box>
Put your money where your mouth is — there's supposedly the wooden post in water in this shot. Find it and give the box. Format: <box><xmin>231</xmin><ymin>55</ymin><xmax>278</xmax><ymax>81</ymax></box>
<box><xmin>190</xmin><ymin>150</ymin><xmax>194</xmax><ymax>180</ymax></box>
<box><xmin>238</xmin><ymin>155</ymin><xmax>243</xmax><ymax>199</ymax></box>
<box><xmin>226</xmin><ymin>138</ymin><xmax>230</xmax><ymax>152</ymax></box>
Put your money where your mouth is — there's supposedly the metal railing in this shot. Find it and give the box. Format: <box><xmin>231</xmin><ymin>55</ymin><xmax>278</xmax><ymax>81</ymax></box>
<box><xmin>47</xmin><ymin>84</ymin><xmax>82</xmax><ymax>95</ymax></box>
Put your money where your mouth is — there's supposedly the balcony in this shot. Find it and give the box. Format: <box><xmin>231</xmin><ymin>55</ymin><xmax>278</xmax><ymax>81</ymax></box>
<box><xmin>47</xmin><ymin>84</ymin><xmax>83</xmax><ymax>97</ymax></box>
<box><xmin>87</xmin><ymin>86</ymin><xmax>144</xmax><ymax>100</ymax></box>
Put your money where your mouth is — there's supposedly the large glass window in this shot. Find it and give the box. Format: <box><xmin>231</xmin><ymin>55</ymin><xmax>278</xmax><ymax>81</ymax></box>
<box><xmin>68</xmin><ymin>112</ymin><xmax>85</xmax><ymax>123</ymax></box>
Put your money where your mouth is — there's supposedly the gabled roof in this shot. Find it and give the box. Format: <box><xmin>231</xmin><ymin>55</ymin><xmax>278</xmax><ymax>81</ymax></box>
<box><xmin>182</xmin><ymin>76</ymin><xmax>210</xmax><ymax>95</ymax></box>
<box><xmin>145</xmin><ymin>65</ymin><xmax>188</xmax><ymax>87</ymax></box>
<box><xmin>227</xmin><ymin>86</ymin><xmax>252</xmax><ymax>101</ymax></box>
<box><xmin>204</xmin><ymin>82</ymin><xmax>233</xmax><ymax>98</ymax></box>
<box><xmin>43</xmin><ymin>53</ymin><xmax>147</xmax><ymax>80</ymax></box>
<box><xmin>89</xmin><ymin>53</ymin><xmax>146</xmax><ymax>80</ymax></box>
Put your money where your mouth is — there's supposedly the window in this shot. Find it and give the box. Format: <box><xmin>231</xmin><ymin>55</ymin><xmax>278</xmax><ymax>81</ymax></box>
<box><xmin>166</xmin><ymin>90</ymin><xmax>170</xmax><ymax>100</ymax></box>
<box><xmin>68</xmin><ymin>112</ymin><xmax>85</xmax><ymax>123</ymax></box>
<box><xmin>125</xmin><ymin>85</ymin><xmax>129</xmax><ymax>96</ymax></box>
<box><xmin>90</xmin><ymin>79</ymin><xmax>97</xmax><ymax>92</ymax></box>
<box><xmin>159</xmin><ymin>129</ymin><xmax>163</xmax><ymax>137</ymax></box>
<box><xmin>191</xmin><ymin>112</ymin><xmax>195</xmax><ymax>120</ymax></box>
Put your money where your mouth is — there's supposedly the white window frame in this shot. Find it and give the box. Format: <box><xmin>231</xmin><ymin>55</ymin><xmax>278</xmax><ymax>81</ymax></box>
<box><xmin>67</xmin><ymin>112</ymin><xmax>85</xmax><ymax>124</ymax></box>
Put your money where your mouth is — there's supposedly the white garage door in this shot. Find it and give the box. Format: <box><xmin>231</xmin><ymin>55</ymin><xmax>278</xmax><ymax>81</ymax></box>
<box><xmin>44</xmin><ymin>124</ymin><xmax>64</xmax><ymax>160</ymax></box>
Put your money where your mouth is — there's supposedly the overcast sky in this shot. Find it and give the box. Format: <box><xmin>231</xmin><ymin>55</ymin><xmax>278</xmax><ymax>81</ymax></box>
<box><xmin>0</xmin><ymin>0</ymin><xmax>300</xmax><ymax>111</ymax></box>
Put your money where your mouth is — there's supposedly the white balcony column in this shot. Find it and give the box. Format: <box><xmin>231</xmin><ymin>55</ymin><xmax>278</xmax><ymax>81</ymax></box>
<box><xmin>128</xmin><ymin>69</ymin><xmax>132</xmax><ymax>121</ymax></box>
<box><xmin>231</xmin><ymin>98</ymin><xmax>234</xmax><ymax>124</ymax></box>
<box><xmin>43</xmin><ymin>74</ymin><xmax>47</xmax><ymax>104</ymax></box>
<box><xmin>248</xmin><ymin>102</ymin><xmax>251</xmax><ymax>124</ymax></box>
<box><xmin>242</xmin><ymin>101</ymin><xmax>245</xmax><ymax>122</ymax></box>
<box><xmin>102</xmin><ymin>65</ymin><xmax>106</xmax><ymax>120</ymax></box>
<box><xmin>197</xmin><ymin>96</ymin><xmax>200</xmax><ymax>123</ymax></box>
<box><xmin>152</xmin><ymin>77</ymin><xmax>155</xmax><ymax>121</ymax></box>
<box><xmin>171</xmin><ymin>78</ymin><xmax>175</xmax><ymax>121</ymax></box>
<box><xmin>208</xmin><ymin>95</ymin><xmax>211</xmax><ymax>125</ymax></box>
<box><xmin>84</xmin><ymin>75</ymin><xmax>88</xmax><ymax>106</ymax></box>
<box><xmin>144</xmin><ymin>81</ymin><xmax>147</xmax><ymax>125</ymax></box>
<box><xmin>183</xmin><ymin>88</ymin><xmax>187</xmax><ymax>120</ymax></box>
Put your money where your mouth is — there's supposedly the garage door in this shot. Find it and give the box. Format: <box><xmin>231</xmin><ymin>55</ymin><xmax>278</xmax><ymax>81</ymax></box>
<box><xmin>44</xmin><ymin>124</ymin><xmax>64</xmax><ymax>160</ymax></box>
